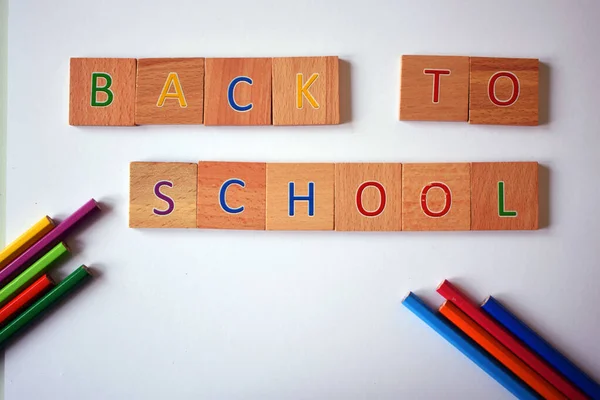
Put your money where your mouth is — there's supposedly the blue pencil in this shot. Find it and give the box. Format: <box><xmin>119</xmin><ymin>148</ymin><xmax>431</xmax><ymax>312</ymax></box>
<box><xmin>482</xmin><ymin>296</ymin><xmax>600</xmax><ymax>400</ymax></box>
<box><xmin>402</xmin><ymin>292</ymin><xmax>539</xmax><ymax>400</ymax></box>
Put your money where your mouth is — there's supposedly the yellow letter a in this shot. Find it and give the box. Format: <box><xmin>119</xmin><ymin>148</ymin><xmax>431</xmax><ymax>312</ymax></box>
<box><xmin>157</xmin><ymin>72</ymin><xmax>187</xmax><ymax>108</ymax></box>
<box><xmin>296</xmin><ymin>73</ymin><xmax>320</xmax><ymax>109</ymax></box>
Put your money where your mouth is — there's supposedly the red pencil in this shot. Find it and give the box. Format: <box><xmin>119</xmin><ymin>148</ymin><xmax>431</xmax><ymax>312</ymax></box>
<box><xmin>437</xmin><ymin>280</ymin><xmax>587</xmax><ymax>400</ymax></box>
<box><xmin>0</xmin><ymin>274</ymin><xmax>54</xmax><ymax>326</ymax></box>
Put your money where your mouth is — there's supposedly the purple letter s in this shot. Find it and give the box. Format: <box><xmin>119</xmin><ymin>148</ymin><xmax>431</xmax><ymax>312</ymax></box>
<box><xmin>153</xmin><ymin>181</ymin><xmax>175</xmax><ymax>216</ymax></box>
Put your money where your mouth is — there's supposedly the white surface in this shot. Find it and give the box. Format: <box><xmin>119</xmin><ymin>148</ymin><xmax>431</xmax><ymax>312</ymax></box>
<box><xmin>5</xmin><ymin>0</ymin><xmax>600</xmax><ymax>398</ymax></box>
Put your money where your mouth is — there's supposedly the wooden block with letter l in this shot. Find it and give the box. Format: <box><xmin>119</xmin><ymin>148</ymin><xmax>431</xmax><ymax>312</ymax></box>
<box><xmin>399</xmin><ymin>55</ymin><xmax>469</xmax><ymax>122</ymax></box>
<box><xmin>204</xmin><ymin>58</ymin><xmax>272</xmax><ymax>126</ymax></box>
<box><xmin>266</xmin><ymin>163</ymin><xmax>334</xmax><ymax>230</ymax></box>
<box><xmin>69</xmin><ymin>58</ymin><xmax>137</xmax><ymax>126</ymax></box>
<box><xmin>402</xmin><ymin>163</ymin><xmax>471</xmax><ymax>231</ymax></box>
<box><xmin>129</xmin><ymin>162</ymin><xmax>198</xmax><ymax>228</ymax></box>
<box><xmin>471</xmin><ymin>162</ymin><xmax>538</xmax><ymax>230</ymax></box>
<box><xmin>272</xmin><ymin>56</ymin><xmax>339</xmax><ymax>125</ymax></box>
<box><xmin>335</xmin><ymin>163</ymin><xmax>402</xmax><ymax>231</ymax></box>
<box><xmin>135</xmin><ymin>58</ymin><xmax>205</xmax><ymax>125</ymax></box>
<box><xmin>469</xmin><ymin>57</ymin><xmax>539</xmax><ymax>125</ymax></box>
<box><xmin>197</xmin><ymin>162</ymin><xmax>266</xmax><ymax>230</ymax></box>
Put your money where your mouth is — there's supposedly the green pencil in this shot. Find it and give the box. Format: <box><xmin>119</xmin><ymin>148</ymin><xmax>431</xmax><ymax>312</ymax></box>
<box><xmin>0</xmin><ymin>265</ymin><xmax>92</xmax><ymax>347</ymax></box>
<box><xmin>0</xmin><ymin>242</ymin><xmax>69</xmax><ymax>307</ymax></box>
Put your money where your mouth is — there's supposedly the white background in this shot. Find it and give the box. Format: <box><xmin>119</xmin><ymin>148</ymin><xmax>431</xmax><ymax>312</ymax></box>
<box><xmin>5</xmin><ymin>0</ymin><xmax>600</xmax><ymax>398</ymax></box>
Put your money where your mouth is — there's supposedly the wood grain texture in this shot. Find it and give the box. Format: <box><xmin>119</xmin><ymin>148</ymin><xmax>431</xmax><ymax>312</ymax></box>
<box><xmin>204</xmin><ymin>58</ymin><xmax>272</xmax><ymax>126</ymax></box>
<box><xmin>335</xmin><ymin>163</ymin><xmax>402</xmax><ymax>231</ymax></box>
<box><xmin>272</xmin><ymin>56</ymin><xmax>339</xmax><ymax>125</ymax></box>
<box><xmin>69</xmin><ymin>58</ymin><xmax>136</xmax><ymax>126</ymax></box>
<box><xmin>469</xmin><ymin>57</ymin><xmax>539</xmax><ymax>125</ymax></box>
<box><xmin>129</xmin><ymin>162</ymin><xmax>197</xmax><ymax>228</ymax></box>
<box><xmin>197</xmin><ymin>162</ymin><xmax>266</xmax><ymax>230</ymax></box>
<box><xmin>402</xmin><ymin>163</ymin><xmax>470</xmax><ymax>231</ymax></box>
<box><xmin>266</xmin><ymin>163</ymin><xmax>334</xmax><ymax>230</ymax></box>
<box><xmin>399</xmin><ymin>55</ymin><xmax>469</xmax><ymax>121</ymax></box>
<box><xmin>471</xmin><ymin>162</ymin><xmax>538</xmax><ymax>230</ymax></box>
<box><xmin>135</xmin><ymin>58</ymin><xmax>205</xmax><ymax>125</ymax></box>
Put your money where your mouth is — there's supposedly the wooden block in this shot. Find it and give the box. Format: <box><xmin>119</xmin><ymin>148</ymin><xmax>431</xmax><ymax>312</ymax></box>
<box><xmin>204</xmin><ymin>58</ymin><xmax>272</xmax><ymax>126</ymax></box>
<box><xmin>135</xmin><ymin>58</ymin><xmax>205</xmax><ymax>125</ymax></box>
<box><xmin>129</xmin><ymin>162</ymin><xmax>197</xmax><ymax>228</ymax></box>
<box><xmin>335</xmin><ymin>163</ymin><xmax>402</xmax><ymax>231</ymax></box>
<box><xmin>402</xmin><ymin>163</ymin><xmax>471</xmax><ymax>231</ymax></box>
<box><xmin>197</xmin><ymin>162</ymin><xmax>266</xmax><ymax>230</ymax></box>
<box><xmin>69</xmin><ymin>58</ymin><xmax>136</xmax><ymax>126</ymax></box>
<box><xmin>266</xmin><ymin>163</ymin><xmax>334</xmax><ymax>230</ymax></box>
<box><xmin>471</xmin><ymin>162</ymin><xmax>538</xmax><ymax>230</ymax></box>
<box><xmin>399</xmin><ymin>55</ymin><xmax>469</xmax><ymax>121</ymax></box>
<box><xmin>272</xmin><ymin>56</ymin><xmax>339</xmax><ymax>125</ymax></box>
<box><xmin>469</xmin><ymin>57</ymin><xmax>539</xmax><ymax>125</ymax></box>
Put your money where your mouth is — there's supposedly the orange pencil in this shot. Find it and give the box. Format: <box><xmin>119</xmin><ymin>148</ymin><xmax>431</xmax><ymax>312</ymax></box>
<box><xmin>440</xmin><ymin>301</ymin><xmax>567</xmax><ymax>400</ymax></box>
<box><xmin>0</xmin><ymin>274</ymin><xmax>54</xmax><ymax>326</ymax></box>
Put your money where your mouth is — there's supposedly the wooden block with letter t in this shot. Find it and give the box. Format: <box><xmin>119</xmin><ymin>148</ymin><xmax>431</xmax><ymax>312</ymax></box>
<box><xmin>204</xmin><ymin>58</ymin><xmax>272</xmax><ymax>125</ymax></box>
<box><xmin>471</xmin><ymin>162</ymin><xmax>538</xmax><ymax>230</ymax></box>
<box><xmin>399</xmin><ymin>55</ymin><xmax>469</xmax><ymax>121</ymax></box>
<box><xmin>129</xmin><ymin>162</ymin><xmax>197</xmax><ymax>228</ymax></box>
<box><xmin>469</xmin><ymin>57</ymin><xmax>539</xmax><ymax>125</ymax></box>
<box><xmin>69</xmin><ymin>58</ymin><xmax>136</xmax><ymax>126</ymax></box>
<box><xmin>197</xmin><ymin>162</ymin><xmax>266</xmax><ymax>230</ymax></box>
<box><xmin>272</xmin><ymin>56</ymin><xmax>339</xmax><ymax>125</ymax></box>
<box><xmin>402</xmin><ymin>163</ymin><xmax>471</xmax><ymax>231</ymax></box>
<box><xmin>135</xmin><ymin>58</ymin><xmax>205</xmax><ymax>125</ymax></box>
<box><xmin>335</xmin><ymin>163</ymin><xmax>402</xmax><ymax>231</ymax></box>
<box><xmin>266</xmin><ymin>163</ymin><xmax>334</xmax><ymax>230</ymax></box>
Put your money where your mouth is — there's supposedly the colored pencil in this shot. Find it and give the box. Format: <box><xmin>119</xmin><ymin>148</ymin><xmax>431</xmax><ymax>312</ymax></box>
<box><xmin>0</xmin><ymin>266</ymin><xmax>92</xmax><ymax>347</ymax></box>
<box><xmin>437</xmin><ymin>280</ymin><xmax>587</xmax><ymax>400</ymax></box>
<box><xmin>402</xmin><ymin>292</ymin><xmax>538</xmax><ymax>400</ymax></box>
<box><xmin>0</xmin><ymin>243</ymin><xmax>68</xmax><ymax>307</ymax></box>
<box><xmin>440</xmin><ymin>301</ymin><xmax>566</xmax><ymax>400</ymax></box>
<box><xmin>0</xmin><ymin>199</ymin><xmax>98</xmax><ymax>286</ymax></box>
<box><xmin>482</xmin><ymin>296</ymin><xmax>600</xmax><ymax>400</ymax></box>
<box><xmin>0</xmin><ymin>216</ymin><xmax>55</xmax><ymax>270</ymax></box>
<box><xmin>0</xmin><ymin>274</ymin><xmax>54</xmax><ymax>326</ymax></box>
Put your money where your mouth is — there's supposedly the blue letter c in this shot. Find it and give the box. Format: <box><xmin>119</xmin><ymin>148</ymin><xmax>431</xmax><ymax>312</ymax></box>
<box><xmin>228</xmin><ymin>76</ymin><xmax>253</xmax><ymax>112</ymax></box>
<box><xmin>219</xmin><ymin>178</ymin><xmax>246</xmax><ymax>214</ymax></box>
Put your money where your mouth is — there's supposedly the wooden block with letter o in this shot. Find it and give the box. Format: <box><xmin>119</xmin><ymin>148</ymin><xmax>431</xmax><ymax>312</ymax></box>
<box><xmin>402</xmin><ymin>163</ymin><xmax>471</xmax><ymax>231</ymax></box>
<box><xmin>197</xmin><ymin>162</ymin><xmax>266</xmax><ymax>230</ymax></box>
<box><xmin>471</xmin><ymin>162</ymin><xmax>538</xmax><ymax>230</ymax></box>
<box><xmin>70</xmin><ymin>58</ymin><xmax>137</xmax><ymax>126</ymax></box>
<box><xmin>272</xmin><ymin>56</ymin><xmax>339</xmax><ymax>125</ymax></box>
<box><xmin>129</xmin><ymin>162</ymin><xmax>197</xmax><ymax>228</ymax></box>
<box><xmin>469</xmin><ymin>57</ymin><xmax>539</xmax><ymax>125</ymax></box>
<box><xmin>266</xmin><ymin>163</ymin><xmax>334</xmax><ymax>230</ymax></box>
<box><xmin>335</xmin><ymin>163</ymin><xmax>402</xmax><ymax>231</ymax></box>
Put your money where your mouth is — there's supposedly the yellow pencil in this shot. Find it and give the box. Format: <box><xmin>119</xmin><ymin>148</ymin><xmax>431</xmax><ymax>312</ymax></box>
<box><xmin>0</xmin><ymin>216</ymin><xmax>55</xmax><ymax>270</ymax></box>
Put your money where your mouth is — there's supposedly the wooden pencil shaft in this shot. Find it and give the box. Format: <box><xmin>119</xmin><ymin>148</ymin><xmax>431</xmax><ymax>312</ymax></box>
<box><xmin>0</xmin><ymin>216</ymin><xmax>55</xmax><ymax>270</ymax></box>
<box><xmin>0</xmin><ymin>274</ymin><xmax>53</xmax><ymax>326</ymax></box>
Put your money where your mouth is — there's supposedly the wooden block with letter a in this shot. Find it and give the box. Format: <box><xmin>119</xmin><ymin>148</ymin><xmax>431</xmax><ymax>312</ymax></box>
<box><xmin>129</xmin><ymin>162</ymin><xmax>197</xmax><ymax>228</ymax></box>
<box><xmin>402</xmin><ymin>163</ymin><xmax>471</xmax><ymax>231</ymax></box>
<box><xmin>272</xmin><ymin>56</ymin><xmax>339</xmax><ymax>125</ymax></box>
<box><xmin>469</xmin><ymin>57</ymin><xmax>539</xmax><ymax>125</ymax></box>
<box><xmin>471</xmin><ymin>162</ymin><xmax>538</xmax><ymax>230</ymax></box>
<box><xmin>69</xmin><ymin>58</ymin><xmax>136</xmax><ymax>126</ymax></box>
<box><xmin>335</xmin><ymin>163</ymin><xmax>402</xmax><ymax>231</ymax></box>
<box><xmin>204</xmin><ymin>58</ymin><xmax>272</xmax><ymax>126</ymax></box>
<box><xmin>399</xmin><ymin>55</ymin><xmax>469</xmax><ymax>121</ymax></box>
<box><xmin>135</xmin><ymin>58</ymin><xmax>205</xmax><ymax>125</ymax></box>
<box><xmin>266</xmin><ymin>163</ymin><xmax>334</xmax><ymax>230</ymax></box>
<box><xmin>197</xmin><ymin>162</ymin><xmax>266</xmax><ymax>230</ymax></box>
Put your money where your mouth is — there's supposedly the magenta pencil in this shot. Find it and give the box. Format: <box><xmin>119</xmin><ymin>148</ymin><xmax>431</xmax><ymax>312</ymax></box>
<box><xmin>0</xmin><ymin>199</ymin><xmax>99</xmax><ymax>286</ymax></box>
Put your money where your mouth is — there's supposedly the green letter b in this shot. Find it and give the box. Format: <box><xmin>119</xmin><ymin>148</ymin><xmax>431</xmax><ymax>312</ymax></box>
<box><xmin>91</xmin><ymin>72</ymin><xmax>114</xmax><ymax>107</ymax></box>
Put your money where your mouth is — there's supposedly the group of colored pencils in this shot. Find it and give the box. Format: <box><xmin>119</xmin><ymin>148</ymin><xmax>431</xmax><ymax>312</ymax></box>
<box><xmin>0</xmin><ymin>199</ymin><xmax>100</xmax><ymax>347</ymax></box>
<box><xmin>403</xmin><ymin>281</ymin><xmax>599</xmax><ymax>399</ymax></box>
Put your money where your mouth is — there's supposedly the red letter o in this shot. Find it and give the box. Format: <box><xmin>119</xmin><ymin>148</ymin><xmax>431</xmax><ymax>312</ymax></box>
<box><xmin>356</xmin><ymin>181</ymin><xmax>386</xmax><ymax>217</ymax></box>
<box><xmin>488</xmin><ymin>72</ymin><xmax>520</xmax><ymax>107</ymax></box>
<box><xmin>421</xmin><ymin>182</ymin><xmax>451</xmax><ymax>218</ymax></box>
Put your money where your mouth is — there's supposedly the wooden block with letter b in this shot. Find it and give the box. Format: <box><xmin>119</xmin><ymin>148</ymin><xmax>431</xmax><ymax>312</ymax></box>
<box><xmin>471</xmin><ymin>162</ymin><xmax>538</xmax><ymax>230</ymax></box>
<box><xmin>129</xmin><ymin>162</ymin><xmax>198</xmax><ymax>228</ymax></box>
<box><xmin>335</xmin><ymin>163</ymin><xmax>402</xmax><ymax>231</ymax></box>
<box><xmin>266</xmin><ymin>163</ymin><xmax>334</xmax><ymax>230</ymax></box>
<box><xmin>399</xmin><ymin>55</ymin><xmax>469</xmax><ymax>121</ymax></box>
<box><xmin>69</xmin><ymin>58</ymin><xmax>137</xmax><ymax>126</ymax></box>
<box><xmin>272</xmin><ymin>56</ymin><xmax>339</xmax><ymax>125</ymax></box>
<box><xmin>135</xmin><ymin>58</ymin><xmax>205</xmax><ymax>125</ymax></box>
<box><xmin>469</xmin><ymin>57</ymin><xmax>539</xmax><ymax>125</ymax></box>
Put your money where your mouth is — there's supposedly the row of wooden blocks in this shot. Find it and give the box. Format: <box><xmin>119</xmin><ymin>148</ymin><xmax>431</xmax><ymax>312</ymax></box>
<box><xmin>129</xmin><ymin>161</ymin><xmax>539</xmax><ymax>231</ymax></box>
